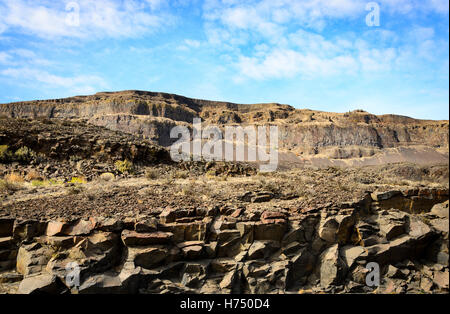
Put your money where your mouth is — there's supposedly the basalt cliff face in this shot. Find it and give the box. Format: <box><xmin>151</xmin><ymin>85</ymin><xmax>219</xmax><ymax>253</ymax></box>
<box><xmin>1</xmin><ymin>90</ymin><xmax>448</xmax><ymax>167</ymax></box>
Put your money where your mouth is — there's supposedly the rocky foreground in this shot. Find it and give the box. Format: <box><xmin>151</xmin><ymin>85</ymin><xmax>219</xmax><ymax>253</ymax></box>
<box><xmin>0</xmin><ymin>187</ymin><xmax>448</xmax><ymax>294</ymax></box>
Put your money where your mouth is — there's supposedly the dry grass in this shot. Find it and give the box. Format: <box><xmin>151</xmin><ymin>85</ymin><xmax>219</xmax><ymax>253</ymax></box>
<box><xmin>5</xmin><ymin>172</ymin><xmax>24</xmax><ymax>184</ymax></box>
<box><xmin>181</xmin><ymin>179</ymin><xmax>197</xmax><ymax>196</ymax></box>
<box><xmin>145</xmin><ymin>169</ymin><xmax>159</xmax><ymax>180</ymax></box>
<box><xmin>173</xmin><ymin>170</ymin><xmax>189</xmax><ymax>179</ymax></box>
<box><xmin>0</xmin><ymin>172</ymin><xmax>24</xmax><ymax>193</ymax></box>
<box><xmin>25</xmin><ymin>169</ymin><xmax>42</xmax><ymax>181</ymax></box>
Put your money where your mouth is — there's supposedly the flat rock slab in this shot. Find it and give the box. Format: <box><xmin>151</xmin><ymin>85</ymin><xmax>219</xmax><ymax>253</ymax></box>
<box><xmin>121</xmin><ymin>230</ymin><xmax>173</xmax><ymax>246</ymax></box>
<box><xmin>17</xmin><ymin>274</ymin><xmax>64</xmax><ymax>294</ymax></box>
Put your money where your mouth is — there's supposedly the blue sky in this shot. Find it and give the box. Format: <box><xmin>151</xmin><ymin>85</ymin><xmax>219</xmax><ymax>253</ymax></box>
<box><xmin>0</xmin><ymin>0</ymin><xmax>448</xmax><ymax>120</ymax></box>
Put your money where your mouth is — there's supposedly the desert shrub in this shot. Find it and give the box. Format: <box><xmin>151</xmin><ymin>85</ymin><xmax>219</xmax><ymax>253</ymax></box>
<box><xmin>173</xmin><ymin>170</ymin><xmax>189</xmax><ymax>179</ymax></box>
<box><xmin>31</xmin><ymin>180</ymin><xmax>46</xmax><ymax>187</ymax></box>
<box><xmin>258</xmin><ymin>178</ymin><xmax>279</xmax><ymax>193</ymax></box>
<box><xmin>206</xmin><ymin>169</ymin><xmax>217</xmax><ymax>178</ymax></box>
<box><xmin>0</xmin><ymin>179</ymin><xmax>18</xmax><ymax>193</ymax></box>
<box><xmin>14</xmin><ymin>146</ymin><xmax>36</xmax><ymax>163</ymax></box>
<box><xmin>50</xmin><ymin>179</ymin><xmax>63</xmax><ymax>185</ymax></box>
<box><xmin>115</xmin><ymin>159</ymin><xmax>134</xmax><ymax>174</ymax></box>
<box><xmin>145</xmin><ymin>169</ymin><xmax>158</xmax><ymax>180</ymax></box>
<box><xmin>99</xmin><ymin>172</ymin><xmax>115</xmax><ymax>181</ymax></box>
<box><xmin>66</xmin><ymin>185</ymin><xmax>84</xmax><ymax>195</ymax></box>
<box><xmin>69</xmin><ymin>155</ymin><xmax>83</xmax><ymax>162</ymax></box>
<box><xmin>0</xmin><ymin>173</ymin><xmax>23</xmax><ymax>192</ymax></box>
<box><xmin>181</xmin><ymin>181</ymin><xmax>196</xmax><ymax>196</ymax></box>
<box><xmin>25</xmin><ymin>169</ymin><xmax>42</xmax><ymax>181</ymax></box>
<box><xmin>5</xmin><ymin>172</ymin><xmax>24</xmax><ymax>184</ymax></box>
<box><xmin>0</xmin><ymin>145</ymin><xmax>13</xmax><ymax>163</ymax></box>
<box><xmin>69</xmin><ymin>177</ymin><xmax>86</xmax><ymax>184</ymax></box>
<box><xmin>161</xmin><ymin>175</ymin><xmax>175</xmax><ymax>185</ymax></box>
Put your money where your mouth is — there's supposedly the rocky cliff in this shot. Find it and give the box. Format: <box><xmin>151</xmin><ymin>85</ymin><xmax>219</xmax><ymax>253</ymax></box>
<box><xmin>1</xmin><ymin>90</ymin><xmax>448</xmax><ymax>166</ymax></box>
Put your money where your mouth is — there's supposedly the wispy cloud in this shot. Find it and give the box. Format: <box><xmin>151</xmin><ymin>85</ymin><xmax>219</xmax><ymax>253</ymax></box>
<box><xmin>0</xmin><ymin>0</ymin><xmax>173</xmax><ymax>39</ymax></box>
<box><xmin>0</xmin><ymin>67</ymin><xmax>107</xmax><ymax>95</ymax></box>
<box><xmin>200</xmin><ymin>0</ymin><xmax>448</xmax><ymax>81</ymax></box>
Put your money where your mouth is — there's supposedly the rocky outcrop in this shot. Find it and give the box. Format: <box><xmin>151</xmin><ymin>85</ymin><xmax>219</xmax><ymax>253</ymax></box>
<box><xmin>0</xmin><ymin>118</ymin><xmax>170</xmax><ymax>166</ymax></box>
<box><xmin>0</xmin><ymin>192</ymin><xmax>448</xmax><ymax>294</ymax></box>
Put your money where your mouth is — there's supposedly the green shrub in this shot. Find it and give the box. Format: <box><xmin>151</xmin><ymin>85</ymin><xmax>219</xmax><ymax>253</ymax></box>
<box><xmin>31</xmin><ymin>180</ymin><xmax>46</xmax><ymax>187</ymax></box>
<box><xmin>14</xmin><ymin>146</ymin><xmax>36</xmax><ymax>163</ymax></box>
<box><xmin>0</xmin><ymin>145</ymin><xmax>13</xmax><ymax>163</ymax></box>
<box><xmin>48</xmin><ymin>179</ymin><xmax>64</xmax><ymax>186</ymax></box>
<box><xmin>69</xmin><ymin>177</ymin><xmax>86</xmax><ymax>184</ymax></box>
<box><xmin>115</xmin><ymin>159</ymin><xmax>134</xmax><ymax>174</ymax></box>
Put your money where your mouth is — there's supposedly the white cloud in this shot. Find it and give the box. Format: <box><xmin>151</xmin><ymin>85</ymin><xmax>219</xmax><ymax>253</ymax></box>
<box><xmin>379</xmin><ymin>0</ymin><xmax>449</xmax><ymax>14</ymax></box>
<box><xmin>0</xmin><ymin>0</ymin><xmax>172</xmax><ymax>39</ymax></box>
<box><xmin>184</xmin><ymin>39</ymin><xmax>201</xmax><ymax>48</ymax></box>
<box><xmin>236</xmin><ymin>48</ymin><xmax>359</xmax><ymax>80</ymax></box>
<box><xmin>0</xmin><ymin>67</ymin><xmax>107</xmax><ymax>95</ymax></box>
<box><xmin>200</xmin><ymin>0</ymin><xmax>448</xmax><ymax>82</ymax></box>
<box><xmin>203</xmin><ymin>0</ymin><xmax>368</xmax><ymax>36</ymax></box>
<box><xmin>0</xmin><ymin>49</ymin><xmax>52</xmax><ymax>66</ymax></box>
<box><xmin>0</xmin><ymin>52</ymin><xmax>12</xmax><ymax>64</ymax></box>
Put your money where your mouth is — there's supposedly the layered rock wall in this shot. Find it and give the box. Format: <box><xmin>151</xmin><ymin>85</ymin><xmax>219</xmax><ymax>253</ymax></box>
<box><xmin>1</xmin><ymin>188</ymin><xmax>448</xmax><ymax>294</ymax></box>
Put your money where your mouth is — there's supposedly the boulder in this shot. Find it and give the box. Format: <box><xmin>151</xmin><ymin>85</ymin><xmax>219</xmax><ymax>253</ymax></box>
<box><xmin>335</xmin><ymin>215</ymin><xmax>355</xmax><ymax>245</ymax></box>
<box><xmin>181</xmin><ymin>261</ymin><xmax>209</xmax><ymax>288</ymax></box>
<box><xmin>95</xmin><ymin>217</ymin><xmax>124</xmax><ymax>232</ymax></box>
<box><xmin>219</xmin><ymin>267</ymin><xmax>241</xmax><ymax>292</ymax></box>
<box><xmin>261</xmin><ymin>211</ymin><xmax>286</xmax><ymax>224</ymax></box>
<box><xmin>121</xmin><ymin>230</ymin><xmax>173</xmax><ymax>246</ymax></box>
<box><xmin>430</xmin><ymin>201</ymin><xmax>449</xmax><ymax>218</ymax></box>
<box><xmin>251</xmin><ymin>192</ymin><xmax>273</xmax><ymax>203</ymax></box>
<box><xmin>433</xmin><ymin>270</ymin><xmax>449</xmax><ymax>290</ymax></box>
<box><xmin>130</xmin><ymin>247</ymin><xmax>168</xmax><ymax>269</ymax></box>
<box><xmin>247</xmin><ymin>241</ymin><xmax>280</xmax><ymax>260</ymax></box>
<box><xmin>135</xmin><ymin>217</ymin><xmax>157</xmax><ymax>233</ymax></box>
<box><xmin>77</xmin><ymin>273</ymin><xmax>130</xmax><ymax>294</ymax></box>
<box><xmin>319</xmin><ymin>244</ymin><xmax>347</xmax><ymax>288</ymax></box>
<box><xmin>46</xmin><ymin>232</ymin><xmax>120</xmax><ymax>278</ymax></box>
<box><xmin>39</xmin><ymin>236</ymin><xmax>76</xmax><ymax>250</ymax></box>
<box><xmin>420</xmin><ymin>276</ymin><xmax>434</xmax><ymax>292</ymax></box>
<box><xmin>66</xmin><ymin>220</ymin><xmax>95</xmax><ymax>236</ymax></box>
<box><xmin>216</xmin><ymin>230</ymin><xmax>242</xmax><ymax>257</ymax></box>
<box><xmin>371</xmin><ymin>190</ymin><xmax>401</xmax><ymax>201</ymax></box>
<box><xmin>0</xmin><ymin>236</ymin><xmax>14</xmax><ymax>250</ymax></box>
<box><xmin>16</xmin><ymin>243</ymin><xmax>53</xmax><ymax>276</ymax></box>
<box><xmin>0</xmin><ymin>218</ymin><xmax>14</xmax><ymax>237</ymax></box>
<box><xmin>46</xmin><ymin>221</ymin><xmax>70</xmax><ymax>237</ymax></box>
<box><xmin>385</xmin><ymin>265</ymin><xmax>407</xmax><ymax>279</ymax></box>
<box><xmin>318</xmin><ymin>217</ymin><xmax>339</xmax><ymax>243</ymax></box>
<box><xmin>286</xmin><ymin>249</ymin><xmax>315</xmax><ymax>288</ymax></box>
<box><xmin>236</xmin><ymin>222</ymin><xmax>254</xmax><ymax>244</ymax></box>
<box><xmin>340</xmin><ymin>245</ymin><xmax>365</xmax><ymax>268</ymax></box>
<box><xmin>13</xmin><ymin>220</ymin><xmax>47</xmax><ymax>241</ymax></box>
<box><xmin>177</xmin><ymin>241</ymin><xmax>205</xmax><ymax>260</ymax></box>
<box><xmin>17</xmin><ymin>274</ymin><xmax>66</xmax><ymax>294</ymax></box>
<box><xmin>381</xmin><ymin>223</ymin><xmax>406</xmax><ymax>241</ymax></box>
<box><xmin>254</xmin><ymin>222</ymin><xmax>286</xmax><ymax>242</ymax></box>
